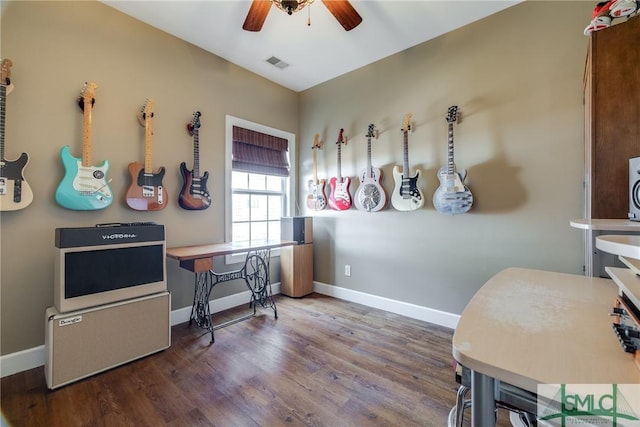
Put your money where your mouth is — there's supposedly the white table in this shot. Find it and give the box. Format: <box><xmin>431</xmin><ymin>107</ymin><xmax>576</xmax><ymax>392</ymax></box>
<box><xmin>452</xmin><ymin>267</ymin><xmax>640</xmax><ymax>426</ymax></box>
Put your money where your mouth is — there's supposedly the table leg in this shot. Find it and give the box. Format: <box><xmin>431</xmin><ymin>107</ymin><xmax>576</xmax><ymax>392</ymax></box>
<box><xmin>189</xmin><ymin>270</ymin><xmax>215</xmax><ymax>343</ymax></box>
<box><xmin>471</xmin><ymin>370</ymin><xmax>497</xmax><ymax>427</ymax></box>
<box><xmin>244</xmin><ymin>250</ymin><xmax>277</xmax><ymax>318</ymax></box>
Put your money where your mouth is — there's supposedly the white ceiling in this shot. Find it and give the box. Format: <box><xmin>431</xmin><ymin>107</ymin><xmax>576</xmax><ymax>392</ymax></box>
<box><xmin>101</xmin><ymin>1</ymin><xmax>522</xmax><ymax>92</ymax></box>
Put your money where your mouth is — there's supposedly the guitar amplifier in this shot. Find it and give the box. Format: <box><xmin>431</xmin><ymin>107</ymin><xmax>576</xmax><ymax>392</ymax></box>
<box><xmin>281</xmin><ymin>216</ymin><xmax>312</xmax><ymax>244</ymax></box>
<box><xmin>629</xmin><ymin>157</ymin><xmax>640</xmax><ymax>221</ymax></box>
<box><xmin>45</xmin><ymin>291</ymin><xmax>170</xmax><ymax>389</ymax></box>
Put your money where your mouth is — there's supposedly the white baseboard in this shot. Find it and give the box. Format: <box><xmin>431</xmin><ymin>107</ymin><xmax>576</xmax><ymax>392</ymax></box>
<box><xmin>312</xmin><ymin>281</ymin><xmax>460</xmax><ymax>330</ymax></box>
<box><xmin>1</xmin><ymin>281</ymin><xmax>459</xmax><ymax>378</ymax></box>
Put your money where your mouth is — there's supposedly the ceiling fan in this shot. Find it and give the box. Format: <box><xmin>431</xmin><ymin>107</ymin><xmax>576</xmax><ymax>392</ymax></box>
<box><xmin>242</xmin><ymin>0</ymin><xmax>362</xmax><ymax>32</ymax></box>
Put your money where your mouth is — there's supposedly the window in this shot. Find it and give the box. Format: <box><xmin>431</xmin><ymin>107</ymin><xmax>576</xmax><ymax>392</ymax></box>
<box><xmin>225</xmin><ymin>116</ymin><xmax>296</xmax><ymax>264</ymax></box>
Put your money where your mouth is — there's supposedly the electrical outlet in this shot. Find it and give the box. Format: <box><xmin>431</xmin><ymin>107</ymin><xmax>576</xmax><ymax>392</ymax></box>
<box><xmin>345</xmin><ymin>265</ymin><xmax>351</xmax><ymax>277</ymax></box>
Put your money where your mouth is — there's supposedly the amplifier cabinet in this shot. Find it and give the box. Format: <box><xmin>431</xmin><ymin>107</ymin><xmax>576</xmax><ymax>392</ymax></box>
<box><xmin>45</xmin><ymin>291</ymin><xmax>171</xmax><ymax>389</ymax></box>
<box><xmin>281</xmin><ymin>216</ymin><xmax>312</xmax><ymax>244</ymax></box>
<box><xmin>630</xmin><ymin>157</ymin><xmax>640</xmax><ymax>221</ymax></box>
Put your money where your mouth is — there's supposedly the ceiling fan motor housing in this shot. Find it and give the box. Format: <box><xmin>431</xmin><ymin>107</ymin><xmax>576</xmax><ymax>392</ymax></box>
<box><xmin>281</xmin><ymin>0</ymin><xmax>301</xmax><ymax>15</ymax></box>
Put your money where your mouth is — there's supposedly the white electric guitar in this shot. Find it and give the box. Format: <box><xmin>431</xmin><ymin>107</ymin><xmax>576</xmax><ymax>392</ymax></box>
<box><xmin>306</xmin><ymin>133</ymin><xmax>327</xmax><ymax>211</ymax></box>
<box><xmin>354</xmin><ymin>124</ymin><xmax>386</xmax><ymax>212</ymax></box>
<box><xmin>433</xmin><ymin>105</ymin><xmax>473</xmax><ymax>215</ymax></box>
<box><xmin>391</xmin><ymin>113</ymin><xmax>424</xmax><ymax>211</ymax></box>
<box><xmin>0</xmin><ymin>59</ymin><xmax>34</xmax><ymax>211</ymax></box>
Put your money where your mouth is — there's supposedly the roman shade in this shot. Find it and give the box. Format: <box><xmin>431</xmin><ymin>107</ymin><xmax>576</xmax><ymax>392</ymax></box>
<box><xmin>232</xmin><ymin>126</ymin><xmax>290</xmax><ymax>177</ymax></box>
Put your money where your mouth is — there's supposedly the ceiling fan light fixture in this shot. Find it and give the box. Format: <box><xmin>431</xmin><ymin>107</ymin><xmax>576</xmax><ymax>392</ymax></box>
<box><xmin>272</xmin><ymin>0</ymin><xmax>314</xmax><ymax>16</ymax></box>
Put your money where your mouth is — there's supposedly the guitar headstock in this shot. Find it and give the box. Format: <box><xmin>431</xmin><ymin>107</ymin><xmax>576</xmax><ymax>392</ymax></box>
<box><xmin>402</xmin><ymin>113</ymin><xmax>412</xmax><ymax>133</ymax></box>
<box><xmin>78</xmin><ymin>81</ymin><xmax>97</xmax><ymax>112</ymax></box>
<box><xmin>137</xmin><ymin>98</ymin><xmax>155</xmax><ymax>126</ymax></box>
<box><xmin>336</xmin><ymin>128</ymin><xmax>346</xmax><ymax>146</ymax></box>
<box><xmin>187</xmin><ymin>111</ymin><xmax>201</xmax><ymax>135</ymax></box>
<box><xmin>366</xmin><ymin>123</ymin><xmax>378</xmax><ymax>139</ymax></box>
<box><xmin>1</xmin><ymin>59</ymin><xmax>13</xmax><ymax>91</ymax></box>
<box><xmin>446</xmin><ymin>105</ymin><xmax>459</xmax><ymax>124</ymax></box>
<box><xmin>312</xmin><ymin>133</ymin><xmax>321</xmax><ymax>150</ymax></box>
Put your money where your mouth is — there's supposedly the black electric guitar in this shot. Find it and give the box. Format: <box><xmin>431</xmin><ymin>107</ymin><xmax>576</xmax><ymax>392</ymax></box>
<box><xmin>306</xmin><ymin>133</ymin><xmax>327</xmax><ymax>211</ymax></box>
<box><xmin>0</xmin><ymin>59</ymin><xmax>33</xmax><ymax>211</ymax></box>
<box><xmin>391</xmin><ymin>113</ymin><xmax>424</xmax><ymax>211</ymax></box>
<box><xmin>354</xmin><ymin>124</ymin><xmax>386</xmax><ymax>212</ymax></box>
<box><xmin>433</xmin><ymin>105</ymin><xmax>473</xmax><ymax>215</ymax></box>
<box><xmin>179</xmin><ymin>111</ymin><xmax>211</xmax><ymax>210</ymax></box>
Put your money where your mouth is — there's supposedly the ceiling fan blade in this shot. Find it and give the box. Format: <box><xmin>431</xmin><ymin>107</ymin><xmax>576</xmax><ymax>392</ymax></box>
<box><xmin>321</xmin><ymin>0</ymin><xmax>362</xmax><ymax>31</ymax></box>
<box><xmin>242</xmin><ymin>0</ymin><xmax>272</xmax><ymax>32</ymax></box>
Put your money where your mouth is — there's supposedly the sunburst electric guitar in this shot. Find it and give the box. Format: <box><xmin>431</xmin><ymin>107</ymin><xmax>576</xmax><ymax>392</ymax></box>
<box><xmin>354</xmin><ymin>124</ymin><xmax>387</xmax><ymax>212</ymax></box>
<box><xmin>55</xmin><ymin>82</ymin><xmax>113</xmax><ymax>210</ymax></box>
<box><xmin>179</xmin><ymin>111</ymin><xmax>211</xmax><ymax>210</ymax></box>
<box><xmin>433</xmin><ymin>105</ymin><xmax>473</xmax><ymax>215</ymax></box>
<box><xmin>306</xmin><ymin>133</ymin><xmax>326</xmax><ymax>211</ymax></box>
<box><xmin>126</xmin><ymin>98</ymin><xmax>168</xmax><ymax>211</ymax></box>
<box><xmin>0</xmin><ymin>59</ymin><xmax>33</xmax><ymax>211</ymax></box>
<box><xmin>391</xmin><ymin>113</ymin><xmax>424</xmax><ymax>211</ymax></box>
<box><xmin>328</xmin><ymin>128</ymin><xmax>351</xmax><ymax>211</ymax></box>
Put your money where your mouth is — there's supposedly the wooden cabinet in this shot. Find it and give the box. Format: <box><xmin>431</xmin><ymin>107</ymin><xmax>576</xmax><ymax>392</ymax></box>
<box><xmin>584</xmin><ymin>15</ymin><xmax>640</xmax><ymax>219</ymax></box>
<box><xmin>280</xmin><ymin>243</ymin><xmax>313</xmax><ymax>297</ymax></box>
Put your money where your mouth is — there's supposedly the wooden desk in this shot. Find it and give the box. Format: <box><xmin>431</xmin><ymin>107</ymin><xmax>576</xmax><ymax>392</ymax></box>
<box><xmin>167</xmin><ymin>239</ymin><xmax>295</xmax><ymax>343</ymax></box>
<box><xmin>452</xmin><ymin>267</ymin><xmax>640</xmax><ymax>426</ymax></box>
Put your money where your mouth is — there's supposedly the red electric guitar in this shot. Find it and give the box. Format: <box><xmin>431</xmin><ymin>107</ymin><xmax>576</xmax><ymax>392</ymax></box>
<box><xmin>328</xmin><ymin>128</ymin><xmax>351</xmax><ymax>211</ymax></box>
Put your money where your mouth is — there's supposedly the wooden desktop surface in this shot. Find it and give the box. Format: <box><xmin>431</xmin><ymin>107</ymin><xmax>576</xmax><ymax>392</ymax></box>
<box><xmin>166</xmin><ymin>239</ymin><xmax>296</xmax><ymax>261</ymax></box>
<box><xmin>452</xmin><ymin>267</ymin><xmax>640</xmax><ymax>393</ymax></box>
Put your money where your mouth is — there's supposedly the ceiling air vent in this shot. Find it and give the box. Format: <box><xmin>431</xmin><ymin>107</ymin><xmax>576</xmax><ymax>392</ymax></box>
<box><xmin>266</xmin><ymin>56</ymin><xmax>289</xmax><ymax>69</ymax></box>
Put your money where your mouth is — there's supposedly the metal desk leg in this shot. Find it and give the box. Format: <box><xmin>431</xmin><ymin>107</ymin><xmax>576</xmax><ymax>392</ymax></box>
<box><xmin>471</xmin><ymin>370</ymin><xmax>497</xmax><ymax>427</ymax></box>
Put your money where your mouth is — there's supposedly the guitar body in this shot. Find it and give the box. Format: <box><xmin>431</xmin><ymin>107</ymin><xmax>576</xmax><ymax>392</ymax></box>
<box><xmin>391</xmin><ymin>166</ymin><xmax>424</xmax><ymax>211</ymax></box>
<box><xmin>178</xmin><ymin>161</ymin><xmax>211</xmax><ymax>210</ymax></box>
<box><xmin>0</xmin><ymin>152</ymin><xmax>34</xmax><ymax>211</ymax></box>
<box><xmin>125</xmin><ymin>161</ymin><xmax>168</xmax><ymax>211</ymax></box>
<box><xmin>433</xmin><ymin>166</ymin><xmax>473</xmax><ymax>215</ymax></box>
<box><xmin>328</xmin><ymin>176</ymin><xmax>352</xmax><ymax>211</ymax></box>
<box><xmin>55</xmin><ymin>145</ymin><xmax>113</xmax><ymax>210</ymax></box>
<box><xmin>306</xmin><ymin>179</ymin><xmax>327</xmax><ymax>210</ymax></box>
<box><xmin>354</xmin><ymin>167</ymin><xmax>386</xmax><ymax>212</ymax></box>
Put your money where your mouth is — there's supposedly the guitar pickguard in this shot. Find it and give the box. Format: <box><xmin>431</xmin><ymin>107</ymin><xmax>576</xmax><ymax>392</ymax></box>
<box><xmin>391</xmin><ymin>167</ymin><xmax>424</xmax><ymax>211</ymax></box>
<box><xmin>55</xmin><ymin>147</ymin><xmax>113</xmax><ymax>210</ymax></box>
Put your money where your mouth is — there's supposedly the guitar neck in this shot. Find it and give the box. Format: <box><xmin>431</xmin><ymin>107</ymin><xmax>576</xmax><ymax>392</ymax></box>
<box><xmin>0</xmin><ymin>85</ymin><xmax>5</xmax><ymax>161</ymax></box>
<box><xmin>312</xmin><ymin>147</ymin><xmax>318</xmax><ymax>183</ymax></box>
<box><xmin>144</xmin><ymin>116</ymin><xmax>153</xmax><ymax>173</ymax></box>
<box><xmin>447</xmin><ymin>122</ymin><xmax>455</xmax><ymax>174</ymax></box>
<box><xmin>366</xmin><ymin>137</ymin><xmax>373</xmax><ymax>177</ymax></box>
<box><xmin>192</xmin><ymin>130</ymin><xmax>200</xmax><ymax>177</ymax></box>
<box><xmin>336</xmin><ymin>142</ymin><xmax>342</xmax><ymax>181</ymax></box>
<box><xmin>82</xmin><ymin>98</ymin><xmax>93</xmax><ymax>168</ymax></box>
<box><xmin>403</xmin><ymin>131</ymin><xmax>410</xmax><ymax>175</ymax></box>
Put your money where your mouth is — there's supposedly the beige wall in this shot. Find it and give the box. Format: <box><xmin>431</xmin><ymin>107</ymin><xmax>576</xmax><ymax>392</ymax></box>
<box><xmin>1</xmin><ymin>0</ymin><xmax>598</xmax><ymax>357</ymax></box>
<box><xmin>299</xmin><ymin>1</ymin><xmax>594</xmax><ymax>313</ymax></box>
<box><xmin>0</xmin><ymin>1</ymin><xmax>298</xmax><ymax>354</ymax></box>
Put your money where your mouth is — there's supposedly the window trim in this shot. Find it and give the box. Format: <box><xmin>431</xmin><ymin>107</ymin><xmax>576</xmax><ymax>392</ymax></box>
<box><xmin>224</xmin><ymin>115</ymin><xmax>296</xmax><ymax>265</ymax></box>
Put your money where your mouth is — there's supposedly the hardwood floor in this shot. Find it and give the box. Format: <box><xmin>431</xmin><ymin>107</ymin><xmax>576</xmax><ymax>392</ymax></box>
<box><xmin>1</xmin><ymin>294</ymin><xmax>513</xmax><ymax>426</ymax></box>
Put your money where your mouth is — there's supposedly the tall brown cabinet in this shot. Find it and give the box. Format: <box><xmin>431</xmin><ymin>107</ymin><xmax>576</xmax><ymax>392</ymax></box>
<box><xmin>584</xmin><ymin>15</ymin><xmax>640</xmax><ymax>219</ymax></box>
<box><xmin>576</xmin><ymin>15</ymin><xmax>640</xmax><ymax>277</ymax></box>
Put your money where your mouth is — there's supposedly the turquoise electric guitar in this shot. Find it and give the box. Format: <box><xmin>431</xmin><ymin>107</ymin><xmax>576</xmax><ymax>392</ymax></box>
<box><xmin>55</xmin><ymin>82</ymin><xmax>113</xmax><ymax>210</ymax></box>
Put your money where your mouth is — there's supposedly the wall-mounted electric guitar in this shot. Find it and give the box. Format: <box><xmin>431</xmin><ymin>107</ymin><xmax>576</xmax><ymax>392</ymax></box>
<box><xmin>328</xmin><ymin>128</ymin><xmax>352</xmax><ymax>211</ymax></box>
<box><xmin>354</xmin><ymin>124</ymin><xmax>387</xmax><ymax>212</ymax></box>
<box><xmin>126</xmin><ymin>98</ymin><xmax>167</xmax><ymax>211</ymax></box>
<box><xmin>0</xmin><ymin>59</ymin><xmax>33</xmax><ymax>211</ymax></box>
<box><xmin>391</xmin><ymin>113</ymin><xmax>424</xmax><ymax>211</ymax></box>
<box><xmin>306</xmin><ymin>133</ymin><xmax>326</xmax><ymax>211</ymax></box>
<box><xmin>179</xmin><ymin>111</ymin><xmax>211</xmax><ymax>210</ymax></box>
<box><xmin>55</xmin><ymin>82</ymin><xmax>113</xmax><ymax>210</ymax></box>
<box><xmin>433</xmin><ymin>105</ymin><xmax>473</xmax><ymax>215</ymax></box>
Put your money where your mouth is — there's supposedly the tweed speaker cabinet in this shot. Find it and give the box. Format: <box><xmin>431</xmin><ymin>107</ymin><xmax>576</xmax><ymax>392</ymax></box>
<box><xmin>45</xmin><ymin>291</ymin><xmax>171</xmax><ymax>389</ymax></box>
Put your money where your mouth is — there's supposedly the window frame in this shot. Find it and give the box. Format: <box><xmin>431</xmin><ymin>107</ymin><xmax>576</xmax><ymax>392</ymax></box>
<box><xmin>224</xmin><ymin>115</ymin><xmax>296</xmax><ymax>264</ymax></box>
